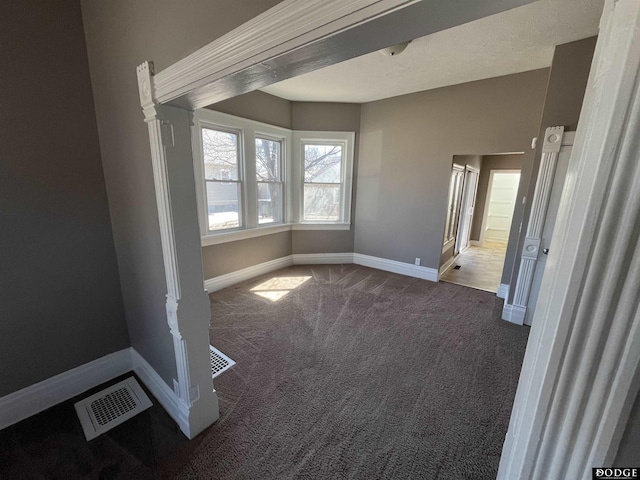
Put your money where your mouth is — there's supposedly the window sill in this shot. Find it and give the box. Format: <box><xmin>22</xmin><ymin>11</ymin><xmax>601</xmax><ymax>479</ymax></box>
<box><xmin>201</xmin><ymin>224</ymin><xmax>292</xmax><ymax>246</ymax></box>
<box><xmin>291</xmin><ymin>223</ymin><xmax>351</xmax><ymax>231</ymax></box>
<box><xmin>201</xmin><ymin>222</ymin><xmax>352</xmax><ymax>246</ymax></box>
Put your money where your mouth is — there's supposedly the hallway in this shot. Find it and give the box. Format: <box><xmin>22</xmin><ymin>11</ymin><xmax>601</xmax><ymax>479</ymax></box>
<box><xmin>440</xmin><ymin>240</ymin><xmax>507</xmax><ymax>293</ymax></box>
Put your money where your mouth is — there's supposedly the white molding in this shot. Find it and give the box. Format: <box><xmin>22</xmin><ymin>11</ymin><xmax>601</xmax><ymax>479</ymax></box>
<box><xmin>292</xmin><ymin>131</ymin><xmax>355</xmax><ymax>226</ymax></box>
<box><xmin>498</xmin><ymin>2</ymin><xmax>640</xmax><ymax>478</ymax></box>
<box><xmin>292</xmin><ymin>253</ymin><xmax>353</xmax><ymax>264</ymax></box>
<box><xmin>130</xmin><ymin>348</ymin><xmax>191</xmax><ymax>437</ymax></box>
<box><xmin>503</xmin><ymin>127</ymin><xmax>565</xmax><ymax>325</ymax></box>
<box><xmin>201</xmin><ymin>224</ymin><xmax>293</xmax><ymax>246</ymax></box>
<box><xmin>151</xmin><ymin>0</ymin><xmax>420</xmax><ymax>108</ymax></box>
<box><xmin>497</xmin><ymin>283</ymin><xmax>509</xmax><ymax>300</ymax></box>
<box><xmin>353</xmin><ymin>253</ymin><xmax>438</xmax><ymax>282</ymax></box>
<box><xmin>204</xmin><ymin>255</ymin><xmax>294</xmax><ymax>293</ymax></box>
<box><xmin>0</xmin><ymin>349</ymin><xmax>131</xmax><ymax>431</ymax></box>
<box><xmin>291</xmin><ymin>223</ymin><xmax>351</xmax><ymax>231</ymax></box>
<box><xmin>501</xmin><ymin>303</ymin><xmax>526</xmax><ymax>325</ymax></box>
<box><xmin>137</xmin><ymin>67</ymin><xmax>220</xmax><ymax>439</ymax></box>
<box><xmin>439</xmin><ymin>254</ymin><xmax>457</xmax><ymax>277</ymax></box>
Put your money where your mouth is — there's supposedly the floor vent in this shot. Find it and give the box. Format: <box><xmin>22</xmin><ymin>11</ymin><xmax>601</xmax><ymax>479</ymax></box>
<box><xmin>210</xmin><ymin>345</ymin><xmax>236</xmax><ymax>379</ymax></box>
<box><xmin>74</xmin><ymin>377</ymin><xmax>152</xmax><ymax>441</ymax></box>
<box><xmin>453</xmin><ymin>265</ymin><xmax>462</xmax><ymax>270</ymax></box>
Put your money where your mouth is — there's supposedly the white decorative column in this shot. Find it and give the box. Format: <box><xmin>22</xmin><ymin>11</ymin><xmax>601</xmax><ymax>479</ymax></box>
<box><xmin>136</xmin><ymin>62</ymin><xmax>219</xmax><ymax>439</ymax></box>
<box><xmin>498</xmin><ymin>1</ymin><xmax>640</xmax><ymax>478</ymax></box>
<box><xmin>504</xmin><ymin>126</ymin><xmax>564</xmax><ymax>325</ymax></box>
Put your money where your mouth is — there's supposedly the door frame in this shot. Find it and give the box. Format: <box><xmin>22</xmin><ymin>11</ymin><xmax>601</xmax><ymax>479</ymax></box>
<box><xmin>135</xmin><ymin>0</ymin><xmax>640</xmax><ymax>476</ymax></box>
<box><xmin>479</xmin><ymin>168</ymin><xmax>521</xmax><ymax>246</ymax></box>
<box><xmin>455</xmin><ymin>165</ymin><xmax>480</xmax><ymax>255</ymax></box>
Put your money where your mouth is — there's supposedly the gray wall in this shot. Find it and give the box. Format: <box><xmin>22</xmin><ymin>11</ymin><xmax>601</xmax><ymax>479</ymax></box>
<box><xmin>202</xmin><ymin>232</ymin><xmax>292</xmax><ymax>279</ymax></box>
<box><xmin>0</xmin><ymin>0</ymin><xmax>129</xmax><ymax>396</ymax></box>
<box><xmin>211</xmin><ymin>91</ymin><xmax>292</xmax><ymax>129</ymax></box>
<box><xmin>355</xmin><ymin>69</ymin><xmax>549</xmax><ymax>270</ymax></box>
<box><xmin>506</xmin><ymin>37</ymin><xmax>597</xmax><ymax>295</ymax></box>
<box><xmin>81</xmin><ymin>0</ymin><xmax>283</xmax><ymax>387</ymax></box>
<box><xmin>291</xmin><ymin>102</ymin><xmax>362</xmax><ymax>254</ymax></box>
<box><xmin>471</xmin><ymin>154</ymin><xmax>523</xmax><ymax>242</ymax></box>
<box><xmin>617</xmin><ymin>389</ymin><xmax>640</xmax><ymax>467</ymax></box>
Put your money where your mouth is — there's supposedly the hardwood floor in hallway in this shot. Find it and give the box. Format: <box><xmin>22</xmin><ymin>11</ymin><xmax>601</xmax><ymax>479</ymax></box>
<box><xmin>440</xmin><ymin>240</ymin><xmax>508</xmax><ymax>293</ymax></box>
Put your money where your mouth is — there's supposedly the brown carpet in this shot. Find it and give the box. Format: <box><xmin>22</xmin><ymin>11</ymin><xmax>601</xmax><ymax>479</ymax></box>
<box><xmin>175</xmin><ymin>264</ymin><xmax>529</xmax><ymax>479</ymax></box>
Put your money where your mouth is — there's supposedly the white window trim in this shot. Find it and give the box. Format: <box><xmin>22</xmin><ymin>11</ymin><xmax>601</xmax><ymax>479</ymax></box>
<box><xmin>292</xmin><ymin>131</ymin><xmax>355</xmax><ymax>226</ymax></box>
<box><xmin>193</xmin><ymin>111</ymin><xmax>354</xmax><ymax>245</ymax></box>
<box><xmin>192</xmin><ymin>109</ymin><xmax>292</xmax><ymax>243</ymax></box>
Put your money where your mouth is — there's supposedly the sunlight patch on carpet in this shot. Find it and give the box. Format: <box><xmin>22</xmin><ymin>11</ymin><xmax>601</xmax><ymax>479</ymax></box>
<box><xmin>251</xmin><ymin>276</ymin><xmax>311</xmax><ymax>301</ymax></box>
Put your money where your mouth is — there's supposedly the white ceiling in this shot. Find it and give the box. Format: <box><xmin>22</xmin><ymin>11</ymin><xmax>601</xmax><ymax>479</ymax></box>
<box><xmin>261</xmin><ymin>0</ymin><xmax>604</xmax><ymax>103</ymax></box>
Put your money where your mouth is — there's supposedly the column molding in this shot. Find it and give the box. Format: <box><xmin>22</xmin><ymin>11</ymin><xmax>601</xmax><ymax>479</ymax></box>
<box><xmin>136</xmin><ymin>62</ymin><xmax>219</xmax><ymax>439</ymax></box>
<box><xmin>503</xmin><ymin>126</ymin><xmax>565</xmax><ymax>325</ymax></box>
<box><xmin>498</xmin><ymin>1</ymin><xmax>640</xmax><ymax>478</ymax></box>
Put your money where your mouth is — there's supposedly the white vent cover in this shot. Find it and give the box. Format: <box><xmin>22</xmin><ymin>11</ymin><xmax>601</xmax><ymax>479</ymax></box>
<box><xmin>210</xmin><ymin>345</ymin><xmax>235</xmax><ymax>378</ymax></box>
<box><xmin>74</xmin><ymin>377</ymin><xmax>152</xmax><ymax>441</ymax></box>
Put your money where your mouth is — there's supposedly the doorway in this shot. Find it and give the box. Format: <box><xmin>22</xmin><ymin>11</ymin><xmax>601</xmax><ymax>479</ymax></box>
<box><xmin>440</xmin><ymin>155</ymin><xmax>522</xmax><ymax>293</ymax></box>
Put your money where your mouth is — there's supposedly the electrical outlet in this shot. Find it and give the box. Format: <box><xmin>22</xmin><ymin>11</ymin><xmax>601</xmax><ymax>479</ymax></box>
<box><xmin>415</xmin><ymin>258</ymin><xmax>421</xmax><ymax>266</ymax></box>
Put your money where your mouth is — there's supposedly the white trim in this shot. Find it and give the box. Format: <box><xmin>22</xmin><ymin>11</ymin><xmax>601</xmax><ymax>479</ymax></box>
<box><xmin>204</xmin><ymin>255</ymin><xmax>294</xmax><ymax>293</ymax></box>
<box><xmin>130</xmin><ymin>348</ymin><xmax>191</xmax><ymax>437</ymax></box>
<box><xmin>291</xmin><ymin>223</ymin><xmax>351</xmax><ymax>231</ymax></box>
<box><xmin>504</xmin><ymin>128</ymin><xmax>566</xmax><ymax>325</ymax></box>
<box><xmin>353</xmin><ymin>253</ymin><xmax>438</xmax><ymax>282</ymax></box>
<box><xmin>498</xmin><ymin>2</ymin><xmax>640</xmax><ymax>478</ymax></box>
<box><xmin>292</xmin><ymin>253</ymin><xmax>353</xmax><ymax>264</ymax></box>
<box><xmin>501</xmin><ymin>302</ymin><xmax>526</xmax><ymax>325</ymax></box>
<box><xmin>152</xmin><ymin>0</ymin><xmax>423</xmax><ymax>108</ymax></box>
<box><xmin>201</xmin><ymin>223</ymin><xmax>293</xmax><ymax>246</ymax></box>
<box><xmin>442</xmin><ymin>238</ymin><xmax>455</xmax><ymax>254</ymax></box>
<box><xmin>292</xmin><ymin>131</ymin><xmax>355</xmax><ymax>226</ymax></box>
<box><xmin>0</xmin><ymin>349</ymin><xmax>131</xmax><ymax>431</ymax></box>
<box><xmin>439</xmin><ymin>254</ymin><xmax>457</xmax><ymax>277</ymax></box>
<box><xmin>497</xmin><ymin>283</ymin><xmax>510</xmax><ymax>300</ymax></box>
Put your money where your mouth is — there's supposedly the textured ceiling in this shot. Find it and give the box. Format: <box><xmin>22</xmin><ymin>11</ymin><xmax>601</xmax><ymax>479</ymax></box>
<box><xmin>261</xmin><ymin>0</ymin><xmax>604</xmax><ymax>103</ymax></box>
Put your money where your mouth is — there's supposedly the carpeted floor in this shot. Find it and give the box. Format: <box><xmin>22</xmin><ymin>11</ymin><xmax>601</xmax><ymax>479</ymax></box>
<box><xmin>176</xmin><ymin>264</ymin><xmax>529</xmax><ymax>479</ymax></box>
<box><xmin>0</xmin><ymin>264</ymin><xmax>529</xmax><ymax>479</ymax></box>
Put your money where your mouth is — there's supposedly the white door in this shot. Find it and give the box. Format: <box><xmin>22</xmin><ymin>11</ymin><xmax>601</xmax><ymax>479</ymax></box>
<box><xmin>455</xmin><ymin>168</ymin><xmax>479</xmax><ymax>254</ymax></box>
<box><xmin>484</xmin><ymin>172</ymin><xmax>520</xmax><ymax>242</ymax></box>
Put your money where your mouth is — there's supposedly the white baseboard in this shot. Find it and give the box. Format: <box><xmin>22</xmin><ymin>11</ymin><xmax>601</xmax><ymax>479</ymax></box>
<box><xmin>0</xmin><ymin>349</ymin><xmax>132</xmax><ymax>430</ymax></box>
<box><xmin>292</xmin><ymin>253</ymin><xmax>353</xmax><ymax>264</ymax></box>
<box><xmin>353</xmin><ymin>253</ymin><xmax>439</xmax><ymax>282</ymax></box>
<box><xmin>204</xmin><ymin>252</ymin><xmax>441</xmax><ymax>295</ymax></box>
<box><xmin>497</xmin><ymin>283</ymin><xmax>510</xmax><ymax>300</ymax></box>
<box><xmin>130</xmin><ymin>348</ymin><xmax>189</xmax><ymax>436</ymax></box>
<box><xmin>502</xmin><ymin>303</ymin><xmax>526</xmax><ymax>325</ymax></box>
<box><xmin>439</xmin><ymin>255</ymin><xmax>457</xmax><ymax>277</ymax></box>
<box><xmin>204</xmin><ymin>255</ymin><xmax>294</xmax><ymax>293</ymax></box>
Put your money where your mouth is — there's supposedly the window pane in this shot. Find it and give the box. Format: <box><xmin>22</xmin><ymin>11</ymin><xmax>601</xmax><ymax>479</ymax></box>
<box><xmin>303</xmin><ymin>184</ymin><xmax>340</xmax><ymax>221</ymax></box>
<box><xmin>202</xmin><ymin>128</ymin><xmax>239</xmax><ymax>181</ymax></box>
<box><xmin>256</xmin><ymin>138</ymin><xmax>281</xmax><ymax>181</ymax></box>
<box><xmin>258</xmin><ymin>182</ymin><xmax>283</xmax><ymax>224</ymax></box>
<box><xmin>206</xmin><ymin>182</ymin><xmax>240</xmax><ymax>230</ymax></box>
<box><xmin>304</xmin><ymin>144</ymin><xmax>342</xmax><ymax>183</ymax></box>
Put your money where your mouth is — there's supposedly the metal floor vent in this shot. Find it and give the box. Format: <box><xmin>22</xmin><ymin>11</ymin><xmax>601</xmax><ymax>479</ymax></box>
<box><xmin>74</xmin><ymin>377</ymin><xmax>152</xmax><ymax>441</ymax></box>
<box><xmin>453</xmin><ymin>265</ymin><xmax>462</xmax><ymax>270</ymax></box>
<box><xmin>210</xmin><ymin>345</ymin><xmax>236</xmax><ymax>379</ymax></box>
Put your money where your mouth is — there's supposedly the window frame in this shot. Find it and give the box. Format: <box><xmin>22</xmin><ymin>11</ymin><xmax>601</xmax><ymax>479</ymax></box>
<box><xmin>192</xmin><ymin>110</ymin><xmax>292</xmax><ymax>244</ymax></box>
<box><xmin>198</xmin><ymin>124</ymin><xmax>245</xmax><ymax>234</ymax></box>
<box><xmin>254</xmin><ymin>133</ymin><xmax>285</xmax><ymax>226</ymax></box>
<box><xmin>292</xmin><ymin>131</ymin><xmax>355</xmax><ymax>229</ymax></box>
